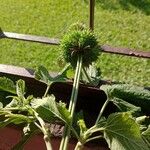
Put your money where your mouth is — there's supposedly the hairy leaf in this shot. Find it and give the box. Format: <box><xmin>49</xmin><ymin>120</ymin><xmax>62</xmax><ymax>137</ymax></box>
<box><xmin>0</xmin><ymin>77</ymin><xmax>16</xmax><ymax>94</ymax></box>
<box><xmin>142</xmin><ymin>125</ymin><xmax>150</xmax><ymax>147</ymax></box>
<box><xmin>111</xmin><ymin>97</ymin><xmax>141</xmax><ymax>114</ymax></box>
<box><xmin>82</xmin><ymin>64</ymin><xmax>101</xmax><ymax>86</ymax></box>
<box><xmin>34</xmin><ymin>66</ymin><xmax>52</xmax><ymax>85</ymax></box>
<box><xmin>77</xmin><ymin>119</ymin><xmax>87</xmax><ymax>138</ymax></box>
<box><xmin>104</xmin><ymin>113</ymin><xmax>149</xmax><ymax>150</ymax></box>
<box><xmin>101</xmin><ymin>84</ymin><xmax>150</xmax><ymax>114</ymax></box>
<box><xmin>34</xmin><ymin>65</ymin><xmax>69</xmax><ymax>86</ymax></box>
<box><xmin>16</xmin><ymin>80</ymin><xmax>25</xmax><ymax>98</ymax></box>
<box><xmin>31</xmin><ymin>96</ymin><xmax>71</xmax><ymax>125</ymax></box>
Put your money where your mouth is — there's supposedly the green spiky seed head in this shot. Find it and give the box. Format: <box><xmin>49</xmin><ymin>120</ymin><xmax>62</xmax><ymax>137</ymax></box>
<box><xmin>60</xmin><ymin>23</ymin><xmax>100</xmax><ymax>67</ymax></box>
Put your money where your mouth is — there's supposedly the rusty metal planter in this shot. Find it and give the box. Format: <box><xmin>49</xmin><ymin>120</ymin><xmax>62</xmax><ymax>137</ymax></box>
<box><xmin>0</xmin><ymin>64</ymin><xmax>115</xmax><ymax>150</ymax></box>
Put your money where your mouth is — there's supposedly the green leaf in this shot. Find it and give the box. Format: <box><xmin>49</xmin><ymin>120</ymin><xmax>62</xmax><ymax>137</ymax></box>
<box><xmin>82</xmin><ymin>64</ymin><xmax>101</xmax><ymax>86</ymax></box>
<box><xmin>111</xmin><ymin>98</ymin><xmax>141</xmax><ymax>114</ymax></box>
<box><xmin>34</xmin><ymin>65</ymin><xmax>69</xmax><ymax>86</ymax></box>
<box><xmin>5</xmin><ymin>99</ymin><xmax>18</xmax><ymax>108</ymax></box>
<box><xmin>0</xmin><ymin>102</ymin><xmax>3</xmax><ymax>108</ymax></box>
<box><xmin>16</xmin><ymin>80</ymin><xmax>25</xmax><ymax>97</ymax></box>
<box><xmin>34</xmin><ymin>66</ymin><xmax>52</xmax><ymax>85</ymax></box>
<box><xmin>142</xmin><ymin>125</ymin><xmax>150</xmax><ymax>147</ymax></box>
<box><xmin>0</xmin><ymin>118</ymin><xmax>14</xmax><ymax>128</ymax></box>
<box><xmin>0</xmin><ymin>109</ymin><xmax>34</xmax><ymax>128</ymax></box>
<box><xmin>97</xmin><ymin>116</ymin><xmax>107</xmax><ymax>128</ymax></box>
<box><xmin>77</xmin><ymin>119</ymin><xmax>87</xmax><ymax>137</ymax></box>
<box><xmin>101</xmin><ymin>84</ymin><xmax>150</xmax><ymax>114</ymax></box>
<box><xmin>0</xmin><ymin>77</ymin><xmax>16</xmax><ymax>94</ymax></box>
<box><xmin>31</xmin><ymin>96</ymin><xmax>71</xmax><ymax>125</ymax></box>
<box><xmin>104</xmin><ymin>113</ymin><xmax>149</xmax><ymax>150</ymax></box>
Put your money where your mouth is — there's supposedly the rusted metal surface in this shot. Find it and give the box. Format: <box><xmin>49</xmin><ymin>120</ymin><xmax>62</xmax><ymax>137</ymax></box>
<box><xmin>1</xmin><ymin>29</ymin><xmax>150</xmax><ymax>58</ymax></box>
<box><xmin>0</xmin><ymin>30</ymin><xmax>59</xmax><ymax>45</ymax></box>
<box><xmin>89</xmin><ymin>0</ymin><xmax>95</xmax><ymax>30</ymax></box>
<box><xmin>101</xmin><ymin>45</ymin><xmax>150</xmax><ymax>59</ymax></box>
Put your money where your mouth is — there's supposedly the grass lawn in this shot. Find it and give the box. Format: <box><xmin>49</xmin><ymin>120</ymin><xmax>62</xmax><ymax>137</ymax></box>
<box><xmin>0</xmin><ymin>0</ymin><xmax>150</xmax><ymax>86</ymax></box>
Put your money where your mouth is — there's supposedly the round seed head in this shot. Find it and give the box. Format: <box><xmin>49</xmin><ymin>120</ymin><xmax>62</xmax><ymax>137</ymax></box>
<box><xmin>60</xmin><ymin>24</ymin><xmax>101</xmax><ymax>67</ymax></box>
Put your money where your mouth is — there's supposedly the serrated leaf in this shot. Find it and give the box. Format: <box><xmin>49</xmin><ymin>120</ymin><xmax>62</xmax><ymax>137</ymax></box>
<box><xmin>142</xmin><ymin>125</ymin><xmax>150</xmax><ymax>147</ymax></box>
<box><xmin>101</xmin><ymin>84</ymin><xmax>150</xmax><ymax>114</ymax></box>
<box><xmin>104</xmin><ymin>113</ymin><xmax>149</xmax><ymax>150</ymax></box>
<box><xmin>34</xmin><ymin>66</ymin><xmax>52</xmax><ymax>85</ymax></box>
<box><xmin>0</xmin><ymin>77</ymin><xmax>16</xmax><ymax>94</ymax></box>
<box><xmin>34</xmin><ymin>65</ymin><xmax>69</xmax><ymax>86</ymax></box>
<box><xmin>16</xmin><ymin>80</ymin><xmax>25</xmax><ymax>98</ymax></box>
<box><xmin>31</xmin><ymin>96</ymin><xmax>71</xmax><ymax>125</ymax></box>
<box><xmin>82</xmin><ymin>65</ymin><xmax>101</xmax><ymax>86</ymax></box>
<box><xmin>111</xmin><ymin>98</ymin><xmax>141</xmax><ymax>114</ymax></box>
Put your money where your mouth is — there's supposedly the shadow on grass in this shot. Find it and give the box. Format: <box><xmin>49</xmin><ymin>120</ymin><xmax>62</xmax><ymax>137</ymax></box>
<box><xmin>87</xmin><ymin>0</ymin><xmax>150</xmax><ymax>15</ymax></box>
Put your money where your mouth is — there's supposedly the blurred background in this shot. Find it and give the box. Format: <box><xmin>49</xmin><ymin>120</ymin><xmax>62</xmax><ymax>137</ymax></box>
<box><xmin>0</xmin><ymin>0</ymin><xmax>150</xmax><ymax>86</ymax></box>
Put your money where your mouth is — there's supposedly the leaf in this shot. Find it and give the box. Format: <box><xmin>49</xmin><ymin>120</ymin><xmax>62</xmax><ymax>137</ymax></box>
<box><xmin>5</xmin><ymin>99</ymin><xmax>18</xmax><ymax>108</ymax></box>
<box><xmin>0</xmin><ymin>77</ymin><xmax>16</xmax><ymax>94</ymax></box>
<box><xmin>0</xmin><ymin>110</ymin><xmax>34</xmax><ymax>128</ymax></box>
<box><xmin>101</xmin><ymin>84</ymin><xmax>150</xmax><ymax>114</ymax></box>
<box><xmin>5</xmin><ymin>113</ymin><xmax>33</xmax><ymax>124</ymax></box>
<box><xmin>104</xmin><ymin>113</ymin><xmax>149</xmax><ymax>150</ymax></box>
<box><xmin>82</xmin><ymin>64</ymin><xmax>101</xmax><ymax>86</ymax></box>
<box><xmin>34</xmin><ymin>66</ymin><xmax>52</xmax><ymax>85</ymax></box>
<box><xmin>31</xmin><ymin>96</ymin><xmax>71</xmax><ymax>125</ymax></box>
<box><xmin>111</xmin><ymin>97</ymin><xmax>141</xmax><ymax>114</ymax></box>
<box><xmin>16</xmin><ymin>80</ymin><xmax>25</xmax><ymax>98</ymax></box>
<box><xmin>34</xmin><ymin>65</ymin><xmax>69</xmax><ymax>86</ymax></box>
<box><xmin>77</xmin><ymin>119</ymin><xmax>87</xmax><ymax>137</ymax></box>
<box><xmin>142</xmin><ymin>125</ymin><xmax>150</xmax><ymax>147</ymax></box>
<box><xmin>0</xmin><ymin>118</ymin><xmax>14</xmax><ymax>128</ymax></box>
<box><xmin>97</xmin><ymin>116</ymin><xmax>107</xmax><ymax>128</ymax></box>
<box><xmin>0</xmin><ymin>102</ymin><xmax>3</xmax><ymax>108</ymax></box>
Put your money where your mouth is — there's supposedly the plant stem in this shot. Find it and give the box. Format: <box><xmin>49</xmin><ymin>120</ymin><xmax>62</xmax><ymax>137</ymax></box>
<box><xmin>74</xmin><ymin>141</ymin><xmax>84</xmax><ymax>150</ymax></box>
<box><xmin>82</xmin><ymin>67</ymin><xmax>92</xmax><ymax>83</ymax></box>
<box><xmin>59</xmin><ymin>56</ymin><xmax>82</xmax><ymax>150</ymax></box>
<box><xmin>95</xmin><ymin>99</ymin><xmax>109</xmax><ymax>125</ymax></box>
<box><xmin>44</xmin><ymin>85</ymin><xmax>51</xmax><ymax>97</ymax></box>
<box><xmin>34</xmin><ymin>110</ymin><xmax>52</xmax><ymax>150</ymax></box>
<box><xmin>86</xmin><ymin>135</ymin><xmax>103</xmax><ymax>143</ymax></box>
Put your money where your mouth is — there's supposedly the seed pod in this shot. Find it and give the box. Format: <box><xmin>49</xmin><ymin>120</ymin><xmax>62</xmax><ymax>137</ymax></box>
<box><xmin>60</xmin><ymin>24</ymin><xmax>101</xmax><ymax>67</ymax></box>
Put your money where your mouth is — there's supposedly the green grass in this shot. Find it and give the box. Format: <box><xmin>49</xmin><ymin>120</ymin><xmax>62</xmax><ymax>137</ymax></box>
<box><xmin>0</xmin><ymin>0</ymin><xmax>150</xmax><ymax>86</ymax></box>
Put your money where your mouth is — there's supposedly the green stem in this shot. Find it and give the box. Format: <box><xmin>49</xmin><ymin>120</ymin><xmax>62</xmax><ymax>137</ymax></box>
<box><xmin>86</xmin><ymin>135</ymin><xmax>103</xmax><ymax>143</ymax></box>
<box><xmin>74</xmin><ymin>141</ymin><xmax>84</xmax><ymax>150</ymax></box>
<box><xmin>82</xmin><ymin>67</ymin><xmax>92</xmax><ymax>83</ymax></box>
<box><xmin>44</xmin><ymin>85</ymin><xmax>51</xmax><ymax>97</ymax></box>
<box><xmin>84</xmin><ymin>126</ymin><xmax>104</xmax><ymax>138</ymax></box>
<box><xmin>142</xmin><ymin>136</ymin><xmax>150</xmax><ymax>148</ymax></box>
<box><xmin>59</xmin><ymin>56</ymin><xmax>82</xmax><ymax>150</ymax></box>
<box><xmin>34</xmin><ymin>110</ymin><xmax>52</xmax><ymax>150</ymax></box>
<box><xmin>95</xmin><ymin>99</ymin><xmax>109</xmax><ymax>125</ymax></box>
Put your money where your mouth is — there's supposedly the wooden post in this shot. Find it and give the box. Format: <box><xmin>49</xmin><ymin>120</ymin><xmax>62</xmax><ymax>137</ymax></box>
<box><xmin>89</xmin><ymin>0</ymin><xmax>95</xmax><ymax>31</ymax></box>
